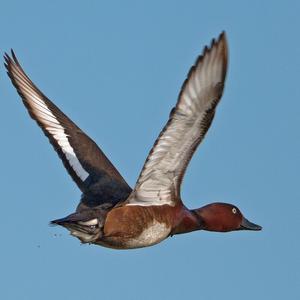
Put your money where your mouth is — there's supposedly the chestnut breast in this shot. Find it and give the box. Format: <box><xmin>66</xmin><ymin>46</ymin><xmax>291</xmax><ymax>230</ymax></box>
<box><xmin>100</xmin><ymin>204</ymin><xmax>180</xmax><ymax>249</ymax></box>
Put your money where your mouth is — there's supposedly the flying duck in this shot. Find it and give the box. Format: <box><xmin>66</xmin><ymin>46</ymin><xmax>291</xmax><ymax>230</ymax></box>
<box><xmin>5</xmin><ymin>32</ymin><xmax>261</xmax><ymax>249</ymax></box>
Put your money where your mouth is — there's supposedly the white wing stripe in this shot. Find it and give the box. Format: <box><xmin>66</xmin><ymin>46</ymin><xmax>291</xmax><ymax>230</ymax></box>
<box><xmin>28</xmin><ymin>94</ymin><xmax>89</xmax><ymax>181</ymax></box>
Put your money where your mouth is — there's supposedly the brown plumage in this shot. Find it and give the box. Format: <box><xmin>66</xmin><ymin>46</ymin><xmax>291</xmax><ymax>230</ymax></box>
<box><xmin>5</xmin><ymin>32</ymin><xmax>261</xmax><ymax>250</ymax></box>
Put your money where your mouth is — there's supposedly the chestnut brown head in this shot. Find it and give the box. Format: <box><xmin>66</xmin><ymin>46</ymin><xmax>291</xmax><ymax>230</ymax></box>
<box><xmin>195</xmin><ymin>202</ymin><xmax>262</xmax><ymax>232</ymax></box>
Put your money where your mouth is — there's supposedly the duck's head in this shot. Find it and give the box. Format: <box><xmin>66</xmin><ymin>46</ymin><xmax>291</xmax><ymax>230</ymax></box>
<box><xmin>195</xmin><ymin>202</ymin><xmax>262</xmax><ymax>232</ymax></box>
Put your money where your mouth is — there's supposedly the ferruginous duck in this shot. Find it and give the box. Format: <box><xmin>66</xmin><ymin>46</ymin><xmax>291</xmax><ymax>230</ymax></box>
<box><xmin>5</xmin><ymin>32</ymin><xmax>261</xmax><ymax>250</ymax></box>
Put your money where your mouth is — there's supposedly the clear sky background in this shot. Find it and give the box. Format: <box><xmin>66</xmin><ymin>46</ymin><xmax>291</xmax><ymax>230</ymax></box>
<box><xmin>1</xmin><ymin>1</ymin><xmax>299</xmax><ymax>299</ymax></box>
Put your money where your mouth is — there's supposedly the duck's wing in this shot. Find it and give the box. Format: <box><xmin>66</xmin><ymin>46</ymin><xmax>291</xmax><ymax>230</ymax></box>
<box><xmin>5</xmin><ymin>52</ymin><xmax>132</xmax><ymax>207</ymax></box>
<box><xmin>127</xmin><ymin>32</ymin><xmax>228</xmax><ymax>206</ymax></box>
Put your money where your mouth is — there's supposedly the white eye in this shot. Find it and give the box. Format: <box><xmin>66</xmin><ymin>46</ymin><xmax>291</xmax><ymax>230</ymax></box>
<box><xmin>232</xmin><ymin>208</ymin><xmax>237</xmax><ymax>214</ymax></box>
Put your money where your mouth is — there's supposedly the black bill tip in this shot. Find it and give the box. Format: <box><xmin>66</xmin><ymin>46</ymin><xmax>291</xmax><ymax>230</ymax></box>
<box><xmin>240</xmin><ymin>217</ymin><xmax>262</xmax><ymax>231</ymax></box>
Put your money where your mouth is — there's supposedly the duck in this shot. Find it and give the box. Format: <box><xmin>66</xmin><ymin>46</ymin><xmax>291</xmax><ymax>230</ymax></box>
<box><xmin>4</xmin><ymin>31</ymin><xmax>261</xmax><ymax>250</ymax></box>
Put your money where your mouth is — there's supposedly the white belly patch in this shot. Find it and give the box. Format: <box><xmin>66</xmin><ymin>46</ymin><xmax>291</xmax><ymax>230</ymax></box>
<box><xmin>126</xmin><ymin>221</ymin><xmax>170</xmax><ymax>248</ymax></box>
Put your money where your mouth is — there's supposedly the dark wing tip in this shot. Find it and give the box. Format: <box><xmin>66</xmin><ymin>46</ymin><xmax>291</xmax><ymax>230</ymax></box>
<box><xmin>205</xmin><ymin>31</ymin><xmax>228</xmax><ymax>84</ymax></box>
<box><xmin>11</xmin><ymin>49</ymin><xmax>16</xmax><ymax>59</ymax></box>
<box><xmin>4</xmin><ymin>50</ymin><xmax>17</xmax><ymax>75</ymax></box>
<box><xmin>4</xmin><ymin>49</ymin><xmax>16</xmax><ymax>63</ymax></box>
<box><xmin>201</xmin><ymin>31</ymin><xmax>227</xmax><ymax>59</ymax></box>
<box><xmin>4</xmin><ymin>52</ymin><xmax>11</xmax><ymax>69</ymax></box>
<box><xmin>4</xmin><ymin>52</ymin><xmax>16</xmax><ymax>84</ymax></box>
<box><xmin>220</xmin><ymin>30</ymin><xmax>226</xmax><ymax>38</ymax></box>
<box><xmin>4</xmin><ymin>49</ymin><xmax>24</xmax><ymax>75</ymax></box>
<box><xmin>218</xmin><ymin>30</ymin><xmax>227</xmax><ymax>45</ymax></box>
<box><xmin>4</xmin><ymin>52</ymin><xmax>10</xmax><ymax>61</ymax></box>
<box><xmin>179</xmin><ymin>31</ymin><xmax>228</xmax><ymax>103</ymax></box>
<box><xmin>10</xmin><ymin>49</ymin><xmax>21</xmax><ymax>67</ymax></box>
<box><xmin>217</xmin><ymin>31</ymin><xmax>228</xmax><ymax>66</ymax></box>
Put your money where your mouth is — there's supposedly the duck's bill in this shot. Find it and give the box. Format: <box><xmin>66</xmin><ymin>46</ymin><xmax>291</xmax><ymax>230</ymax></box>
<box><xmin>239</xmin><ymin>217</ymin><xmax>262</xmax><ymax>231</ymax></box>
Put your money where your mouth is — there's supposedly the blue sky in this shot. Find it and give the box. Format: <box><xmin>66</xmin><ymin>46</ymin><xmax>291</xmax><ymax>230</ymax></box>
<box><xmin>1</xmin><ymin>1</ymin><xmax>299</xmax><ymax>299</ymax></box>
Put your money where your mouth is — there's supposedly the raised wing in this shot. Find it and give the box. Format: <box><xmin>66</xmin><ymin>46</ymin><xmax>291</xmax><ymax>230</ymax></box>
<box><xmin>127</xmin><ymin>32</ymin><xmax>228</xmax><ymax>206</ymax></box>
<box><xmin>5</xmin><ymin>51</ymin><xmax>132</xmax><ymax>207</ymax></box>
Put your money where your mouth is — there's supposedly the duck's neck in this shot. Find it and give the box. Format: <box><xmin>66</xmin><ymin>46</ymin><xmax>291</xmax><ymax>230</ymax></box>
<box><xmin>172</xmin><ymin>208</ymin><xmax>204</xmax><ymax>235</ymax></box>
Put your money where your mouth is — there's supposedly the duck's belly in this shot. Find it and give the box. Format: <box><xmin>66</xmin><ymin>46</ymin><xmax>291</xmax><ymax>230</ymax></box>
<box><xmin>95</xmin><ymin>221</ymin><xmax>171</xmax><ymax>249</ymax></box>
